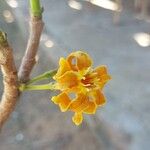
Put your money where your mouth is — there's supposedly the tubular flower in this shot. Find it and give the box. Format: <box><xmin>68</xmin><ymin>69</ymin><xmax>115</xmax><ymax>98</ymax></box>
<box><xmin>52</xmin><ymin>51</ymin><xmax>111</xmax><ymax>125</ymax></box>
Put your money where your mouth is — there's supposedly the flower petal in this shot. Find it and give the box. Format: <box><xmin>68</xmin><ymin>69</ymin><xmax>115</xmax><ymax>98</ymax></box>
<box><xmin>51</xmin><ymin>92</ymin><xmax>71</xmax><ymax>112</ymax></box>
<box><xmin>94</xmin><ymin>66</ymin><xmax>111</xmax><ymax>81</ymax></box>
<box><xmin>83</xmin><ymin>102</ymin><xmax>97</xmax><ymax>114</ymax></box>
<box><xmin>67</xmin><ymin>51</ymin><xmax>92</xmax><ymax>71</ymax></box>
<box><xmin>91</xmin><ymin>90</ymin><xmax>106</xmax><ymax>106</ymax></box>
<box><xmin>54</xmin><ymin>57</ymin><xmax>71</xmax><ymax>79</ymax></box>
<box><xmin>69</xmin><ymin>93</ymin><xmax>89</xmax><ymax>113</ymax></box>
<box><xmin>94</xmin><ymin>65</ymin><xmax>108</xmax><ymax>75</ymax></box>
<box><xmin>57</xmin><ymin>71</ymin><xmax>79</xmax><ymax>90</ymax></box>
<box><xmin>72</xmin><ymin>113</ymin><xmax>83</xmax><ymax>125</ymax></box>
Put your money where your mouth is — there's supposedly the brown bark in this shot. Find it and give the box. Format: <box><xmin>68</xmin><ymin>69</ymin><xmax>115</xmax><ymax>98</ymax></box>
<box><xmin>0</xmin><ymin>35</ymin><xmax>19</xmax><ymax>128</ymax></box>
<box><xmin>0</xmin><ymin>9</ymin><xmax>44</xmax><ymax>129</ymax></box>
<box><xmin>18</xmin><ymin>16</ymin><xmax>44</xmax><ymax>83</ymax></box>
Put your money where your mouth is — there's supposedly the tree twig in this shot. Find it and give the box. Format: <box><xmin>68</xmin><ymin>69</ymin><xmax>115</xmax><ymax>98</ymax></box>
<box><xmin>0</xmin><ymin>31</ymin><xmax>19</xmax><ymax>129</ymax></box>
<box><xmin>0</xmin><ymin>0</ymin><xmax>44</xmax><ymax>129</ymax></box>
<box><xmin>18</xmin><ymin>0</ymin><xmax>44</xmax><ymax>83</ymax></box>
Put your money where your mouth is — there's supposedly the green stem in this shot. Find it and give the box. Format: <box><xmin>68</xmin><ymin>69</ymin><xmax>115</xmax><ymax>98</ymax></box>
<box><xmin>30</xmin><ymin>0</ymin><xmax>43</xmax><ymax>17</ymax></box>
<box><xmin>27</xmin><ymin>69</ymin><xmax>57</xmax><ymax>85</ymax></box>
<box><xmin>20</xmin><ymin>83</ymin><xmax>55</xmax><ymax>91</ymax></box>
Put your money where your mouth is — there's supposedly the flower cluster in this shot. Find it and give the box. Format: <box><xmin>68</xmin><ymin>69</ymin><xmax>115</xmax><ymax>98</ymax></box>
<box><xmin>52</xmin><ymin>51</ymin><xmax>111</xmax><ymax>125</ymax></box>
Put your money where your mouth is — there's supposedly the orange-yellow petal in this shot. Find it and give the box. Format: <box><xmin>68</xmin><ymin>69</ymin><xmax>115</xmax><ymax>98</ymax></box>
<box><xmin>57</xmin><ymin>71</ymin><xmax>79</xmax><ymax>90</ymax></box>
<box><xmin>72</xmin><ymin>113</ymin><xmax>83</xmax><ymax>125</ymax></box>
<box><xmin>99</xmin><ymin>74</ymin><xmax>111</xmax><ymax>83</ymax></box>
<box><xmin>51</xmin><ymin>92</ymin><xmax>71</xmax><ymax>112</ymax></box>
<box><xmin>94</xmin><ymin>65</ymin><xmax>108</xmax><ymax>75</ymax></box>
<box><xmin>67</xmin><ymin>51</ymin><xmax>92</xmax><ymax>71</ymax></box>
<box><xmin>94</xmin><ymin>66</ymin><xmax>111</xmax><ymax>81</ymax></box>
<box><xmin>83</xmin><ymin>102</ymin><xmax>97</xmax><ymax>114</ymax></box>
<box><xmin>54</xmin><ymin>57</ymin><xmax>71</xmax><ymax>79</ymax></box>
<box><xmin>91</xmin><ymin>89</ymin><xmax>106</xmax><ymax>106</ymax></box>
<box><xmin>93</xmin><ymin>66</ymin><xmax>111</xmax><ymax>88</ymax></box>
<box><xmin>69</xmin><ymin>93</ymin><xmax>89</xmax><ymax>113</ymax></box>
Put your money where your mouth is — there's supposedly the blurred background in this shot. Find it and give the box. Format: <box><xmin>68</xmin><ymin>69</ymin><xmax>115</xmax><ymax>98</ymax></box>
<box><xmin>0</xmin><ymin>0</ymin><xmax>150</xmax><ymax>150</ymax></box>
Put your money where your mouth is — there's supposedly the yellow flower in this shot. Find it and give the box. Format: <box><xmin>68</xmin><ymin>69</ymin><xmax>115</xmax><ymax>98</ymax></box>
<box><xmin>52</xmin><ymin>51</ymin><xmax>111</xmax><ymax>125</ymax></box>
